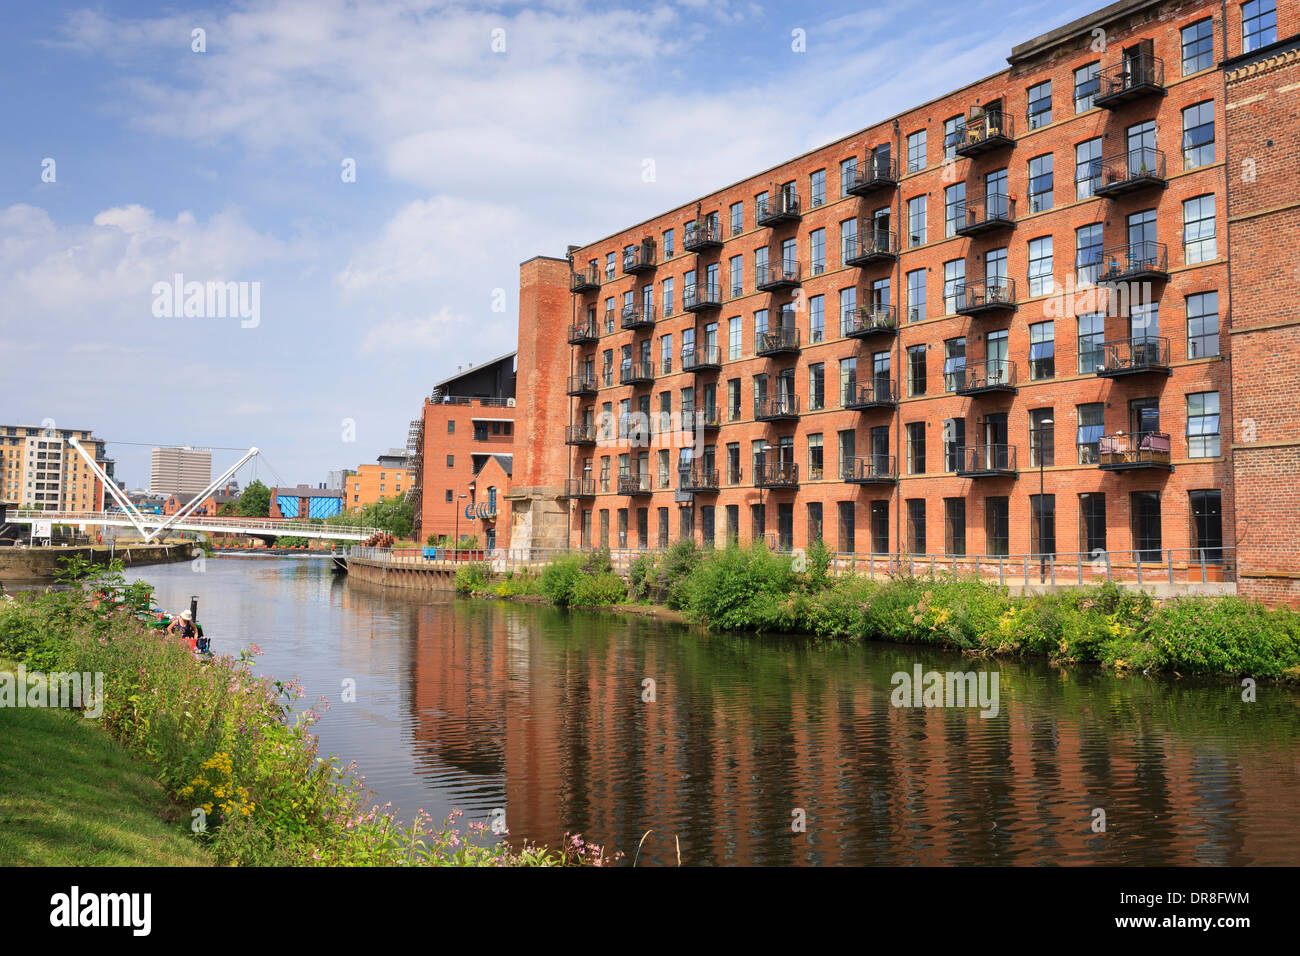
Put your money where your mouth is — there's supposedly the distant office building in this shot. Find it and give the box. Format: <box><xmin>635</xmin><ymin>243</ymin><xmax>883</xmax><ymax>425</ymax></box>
<box><xmin>325</xmin><ymin>469</ymin><xmax>352</xmax><ymax>490</ymax></box>
<box><xmin>150</xmin><ymin>446</ymin><xmax>212</xmax><ymax>497</ymax></box>
<box><xmin>0</xmin><ymin>424</ymin><xmax>112</xmax><ymax>512</ymax></box>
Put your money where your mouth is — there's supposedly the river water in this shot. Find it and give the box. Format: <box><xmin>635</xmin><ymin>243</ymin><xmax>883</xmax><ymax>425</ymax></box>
<box><xmin>127</xmin><ymin>556</ymin><xmax>1300</xmax><ymax>866</ymax></box>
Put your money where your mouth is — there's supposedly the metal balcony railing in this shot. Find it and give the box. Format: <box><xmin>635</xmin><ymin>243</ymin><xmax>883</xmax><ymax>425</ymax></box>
<box><xmin>619</xmin><ymin>360</ymin><xmax>656</xmax><ymax>385</ymax></box>
<box><xmin>695</xmin><ymin>405</ymin><xmax>722</xmax><ymax>429</ymax></box>
<box><xmin>567</xmin><ymin>319</ymin><xmax>599</xmax><ymax>345</ymax></box>
<box><xmin>951</xmin><ymin>110</ymin><xmax>1015</xmax><ymax>157</ymax></box>
<box><xmin>682</xmin><ymin>283</ymin><xmax>723</xmax><ymax>312</ymax></box>
<box><xmin>842</xmin><ymin>379</ymin><xmax>898</xmax><ymax>409</ymax></box>
<box><xmin>842</xmin><ymin>454</ymin><xmax>897</xmax><ymax>483</ymax></box>
<box><xmin>1098</xmin><ymin>432</ymin><xmax>1173</xmax><ymax>470</ymax></box>
<box><xmin>564</xmin><ymin>478</ymin><xmax>596</xmax><ymax>498</ymax></box>
<box><xmin>684</xmin><ymin>218</ymin><xmax>724</xmax><ymax>251</ymax></box>
<box><xmin>754</xmin><ymin>395</ymin><xmax>800</xmax><ymax>420</ymax></box>
<box><xmin>681</xmin><ymin>467</ymin><xmax>720</xmax><ymax>492</ymax></box>
<box><xmin>570</xmin><ymin>267</ymin><xmax>601</xmax><ymax>293</ymax></box>
<box><xmin>954</xmin><ymin>277</ymin><xmax>1017</xmax><ymax>315</ymax></box>
<box><xmin>622</xmin><ymin>242</ymin><xmax>657</xmax><ymax>274</ymax></box>
<box><xmin>618</xmin><ymin>473</ymin><xmax>653</xmax><ymax>495</ymax></box>
<box><xmin>755</xmin><ymin>327</ymin><xmax>801</xmax><ymax>356</ymax></box>
<box><xmin>566</xmin><ymin>374</ymin><xmax>598</xmax><ymax>395</ymax></box>
<box><xmin>843</xmin><ymin>229</ymin><xmax>898</xmax><ymax>265</ymax></box>
<box><xmin>845</xmin><ymin>155</ymin><xmax>899</xmax><ymax>195</ymax></box>
<box><xmin>756</xmin><ymin>192</ymin><xmax>801</xmax><ymax>226</ymax></box>
<box><xmin>1093</xmin><ymin>147</ymin><xmax>1168</xmax><ymax>197</ymax></box>
<box><xmin>1098</xmin><ymin>241</ymin><xmax>1169</xmax><ymax>282</ymax></box>
<box><xmin>682</xmin><ymin>345</ymin><xmax>723</xmax><ymax>371</ymax></box>
<box><xmin>1096</xmin><ymin>337</ymin><xmax>1172</xmax><ymax>377</ymax></box>
<box><xmin>954</xmin><ymin>360</ymin><xmax>1018</xmax><ymax>394</ymax></box>
<box><xmin>564</xmin><ymin>423</ymin><xmax>597</xmax><ymax>445</ymax></box>
<box><xmin>620</xmin><ymin>303</ymin><xmax>657</xmax><ymax>329</ymax></box>
<box><xmin>755</xmin><ymin>259</ymin><xmax>802</xmax><ymax>290</ymax></box>
<box><xmin>955</xmin><ymin>194</ymin><xmax>1016</xmax><ymax>236</ymax></box>
<box><xmin>841</xmin><ymin>305</ymin><xmax>898</xmax><ymax>338</ymax></box>
<box><xmin>755</xmin><ymin>461</ymin><xmax>799</xmax><ymax>488</ymax></box>
<box><xmin>1096</xmin><ymin>54</ymin><xmax>1165</xmax><ymax>107</ymax></box>
<box><xmin>956</xmin><ymin>443</ymin><xmax>1018</xmax><ymax>476</ymax></box>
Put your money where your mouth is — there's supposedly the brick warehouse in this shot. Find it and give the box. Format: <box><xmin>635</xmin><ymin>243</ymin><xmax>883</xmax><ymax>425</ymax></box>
<box><xmin>508</xmin><ymin>0</ymin><xmax>1300</xmax><ymax>602</ymax></box>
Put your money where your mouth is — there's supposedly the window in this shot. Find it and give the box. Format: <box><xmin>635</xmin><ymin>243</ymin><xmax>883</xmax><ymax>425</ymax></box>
<box><xmin>1029</xmin><ymin>321</ymin><xmax>1055</xmax><ymax>379</ymax></box>
<box><xmin>662</xmin><ymin>276</ymin><xmax>674</xmax><ymax>316</ymax></box>
<box><xmin>599</xmin><ymin>510</ymin><xmax>610</xmax><ymax>548</ymax></box>
<box><xmin>1027</xmin><ymin>80</ymin><xmax>1052</xmax><ymax>129</ymax></box>
<box><xmin>944</xmin><ymin>184</ymin><xmax>965</xmax><ymax>238</ymax></box>
<box><xmin>810</xmin><ymin>228</ymin><xmax>826</xmax><ymax>275</ymax></box>
<box><xmin>1030</xmin><ymin>495</ymin><xmax>1056</xmax><ymax>558</ymax></box>
<box><xmin>1075</xmin><ymin>138</ymin><xmax>1102</xmax><ymax>200</ymax></box>
<box><xmin>1027</xmin><ymin>237</ymin><xmax>1054</xmax><ymax>297</ymax></box>
<box><xmin>838</xmin><ymin>357</ymin><xmax>857</xmax><ymax>406</ymax></box>
<box><xmin>807</xmin><ymin>433</ymin><xmax>824</xmax><ymax>480</ymax></box>
<box><xmin>907</xmin><ymin>500</ymin><xmax>927</xmax><ymax>554</ymax></box>
<box><xmin>908</xmin><ymin>345</ymin><xmax>927</xmax><ymax>396</ymax></box>
<box><xmin>1190</xmin><ymin>490</ymin><xmax>1223</xmax><ymax>562</ymax></box>
<box><xmin>943</xmin><ymin>115</ymin><xmax>962</xmax><ymax>160</ymax></box>
<box><xmin>447</xmin><ymin>420</ymin><xmax>455</xmax><ymax>434</ymax></box>
<box><xmin>445</xmin><ymin>489</ymin><xmax>453</xmax><ymax>503</ymax></box>
<box><xmin>1027</xmin><ymin>154</ymin><xmax>1054</xmax><ymax>213</ymax></box>
<box><xmin>1243</xmin><ymin>0</ymin><xmax>1277</xmax><ymax>53</ymax></box>
<box><xmin>605</xmin><ymin>252</ymin><xmax>616</xmax><ymax>279</ymax></box>
<box><xmin>1182</xmin><ymin>101</ymin><xmax>1215</xmax><ymax>169</ymax></box>
<box><xmin>1074</xmin><ymin>62</ymin><xmax>1101</xmax><ymax>112</ymax></box>
<box><xmin>838</xmin><ymin>501</ymin><xmax>856</xmax><ymax>553</ymax></box>
<box><xmin>943</xmin><ymin>337</ymin><xmax>966</xmax><ymax>392</ymax></box>
<box><xmin>1075</xmin><ymin>223</ymin><xmax>1103</xmax><ymax>284</ymax></box>
<box><xmin>1076</xmin><ymin>493</ymin><xmax>1105</xmax><ymax>555</ymax></box>
<box><xmin>724</xmin><ymin>505</ymin><xmax>738</xmax><ymax>544</ymax></box>
<box><xmin>810</xmin><ymin>169</ymin><xmax>826</xmax><ymax>207</ymax></box>
<box><xmin>908</xmin><ymin>195</ymin><xmax>927</xmax><ymax>246</ymax></box>
<box><xmin>1029</xmin><ymin>408</ymin><xmax>1055</xmax><ymax>467</ymax></box>
<box><xmin>985</xmin><ymin>497</ymin><xmax>1010</xmax><ymax>556</ymax></box>
<box><xmin>1077</xmin><ymin>403</ymin><xmax>1104</xmax><ymax>464</ymax></box>
<box><xmin>943</xmin><ymin>259</ymin><xmax>964</xmax><ymax>314</ymax></box>
<box><xmin>806</xmin><ymin>502</ymin><xmax>823</xmax><ymax>545</ymax></box>
<box><xmin>838</xmin><ymin>430</ymin><xmax>856</xmax><ymax>477</ymax></box>
<box><xmin>1183</xmin><ymin>195</ymin><xmax>1217</xmax><ymax>263</ymax></box>
<box><xmin>938</xmin><ymin>499</ymin><xmax>964</xmax><ymax>556</ymax></box>
<box><xmin>943</xmin><ymin>418</ymin><xmax>965</xmax><ymax>472</ymax></box>
<box><xmin>839</xmin><ymin>157</ymin><xmax>857</xmax><ymax>197</ymax></box>
<box><xmin>1187</xmin><ymin>292</ymin><xmax>1220</xmax><ymax>358</ymax></box>
<box><xmin>906</xmin><ymin>269</ymin><xmax>926</xmax><ymax>323</ymax></box>
<box><xmin>906</xmin><ymin>423</ymin><xmax>926</xmax><ymax>475</ymax></box>
<box><xmin>446</xmin><ymin>454</ymin><xmax>454</xmax><ymax>468</ymax></box>
<box><xmin>809</xmin><ymin>363</ymin><xmax>825</xmax><ymax>410</ymax></box>
<box><xmin>728</xmin><ymin>378</ymin><xmax>741</xmax><ymax>420</ymax></box>
<box><xmin>663</xmin><ymin>228</ymin><xmax>674</xmax><ymax>259</ymax></box>
<box><xmin>1187</xmin><ymin>392</ymin><xmax>1221</xmax><ymax>457</ymax></box>
<box><xmin>907</xmin><ymin>129</ymin><xmax>926</xmax><ymax>172</ymax></box>
<box><xmin>1182</xmin><ymin>18</ymin><xmax>1214</xmax><ymax>74</ymax></box>
<box><xmin>1132</xmin><ymin>491</ymin><xmax>1162</xmax><ymax>562</ymax></box>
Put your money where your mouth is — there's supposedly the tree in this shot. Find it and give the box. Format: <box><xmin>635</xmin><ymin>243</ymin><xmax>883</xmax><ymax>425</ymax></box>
<box><xmin>325</xmin><ymin>496</ymin><xmax>414</xmax><ymax>540</ymax></box>
<box><xmin>237</xmin><ymin>479</ymin><xmax>271</xmax><ymax>517</ymax></box>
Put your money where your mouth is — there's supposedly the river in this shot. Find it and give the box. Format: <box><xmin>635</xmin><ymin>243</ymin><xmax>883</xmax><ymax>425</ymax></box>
<box><xmin>127</xmin><ymin>556</ymin><xmax>1300</xmax><ymax>866</ymax></box>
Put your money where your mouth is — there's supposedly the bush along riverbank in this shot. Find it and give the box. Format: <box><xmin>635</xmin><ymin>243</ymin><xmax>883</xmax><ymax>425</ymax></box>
<box><xmin>0</xmin><ymin>558</ymin><xmax>616</xmax><ymax>866</ymax></box>
<box><xmin>456</xmin><ymin>542</ymin><xmax>1300</xmax><ymax>683</ymax></box>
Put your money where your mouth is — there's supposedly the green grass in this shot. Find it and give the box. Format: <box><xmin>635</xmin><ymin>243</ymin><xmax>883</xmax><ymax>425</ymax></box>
<box><xmin>0</xmin><ymin>662</ymin><xmax>212</xmax><ymax>867</ymax></box>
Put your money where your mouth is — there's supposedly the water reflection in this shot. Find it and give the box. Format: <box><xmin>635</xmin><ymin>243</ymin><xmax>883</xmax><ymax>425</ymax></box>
<box><xmin>129</xmin><ymin>558</ymin><xmax>1300</xmax><ymax>866</ymax></box>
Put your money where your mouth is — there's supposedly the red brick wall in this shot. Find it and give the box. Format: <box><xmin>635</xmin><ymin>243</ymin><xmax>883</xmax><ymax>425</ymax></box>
<box><xmin>467</xmin><ymin>454</ymin><xmax>512</xmax><ymax>549</ymax></box>
<box><xmin>514</xmin><ymin>256</ymin><xmax>573</xmax><ymax>491</ymax></box>
<box><xmin>414</xmin><ymin>400</ymin><xmax>516</xmax><ymax>544</ymax></box>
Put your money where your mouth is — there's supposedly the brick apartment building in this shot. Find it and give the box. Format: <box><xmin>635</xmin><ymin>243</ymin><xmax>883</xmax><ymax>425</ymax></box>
<box><xmin>346</xmin><ymin>451</ymin><xmax>413</xmax><ymax>514</ymax></box>
<box><xmin>508</xmin><ymin>0</ymin><xmax>1300</xmax><ymax>602</ymax></box>
<box><xmin>409</xmin><ymin>352</ymin><xmax>517</xmax><ymax>547</ymax></box>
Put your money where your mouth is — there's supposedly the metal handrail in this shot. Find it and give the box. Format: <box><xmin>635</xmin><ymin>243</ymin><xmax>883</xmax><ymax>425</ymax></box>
<box><xmin>1099</xmin><ymin>241</ymin><xmax>1168</xmax><ymax>280</ymax></box>
<box><xmin>754</xmin><ymin>395</ymin><xmax>801</xmax><ymax>418</ymax></box>
<box><xmin>956</xmin><ymin>443</ymin><xmax>1018</xmax><ymax>472</ymax></box>
<box><xmin>755</xmin><ymin>327</ymin><xmax>801</xmax><ymax>354</ymax></box>
<box><xmin>1098</xmin><ymin>53</ymin><xmax>1164</xmax><ymax>98</ymax></box>
<box><xmin>843</xmin><ymin>229</ymin><xmax>898</xmax><ymax>261</ymax></box>
<box><xmin>841</xmin><ymin>455</ymin><xmax>897</xmax><ymax>481</ymax></box>
<box><xmin>841</xmin><ymin>305</ymin><xmax>897</xmax><ymax>337</ymax></box>
<box><xmin>954</xmin><ymin>277</ymin><xmax>1017</xmax><ymax>311</ymax></box>
<box><xmin>955</xmin><ymin>360</ymin><xmax>1018</xmax><ymax>390</ymax></box>
<box><xmin>842</xmin><ymin>379</ymin><xmax>897</xmax><ymax>407</ymax></box>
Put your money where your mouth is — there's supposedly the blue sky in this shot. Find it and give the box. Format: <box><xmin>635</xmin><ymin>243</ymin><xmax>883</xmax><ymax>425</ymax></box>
<box><xmin>0</xmin><ymin>0</ymin><xmax>1098</xmax><ymax>489</ymax></box>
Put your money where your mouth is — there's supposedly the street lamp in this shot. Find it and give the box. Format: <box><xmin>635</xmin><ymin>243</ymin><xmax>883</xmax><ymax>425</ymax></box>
<box><xmin>1036</xmin><ymin>419</ymin><xmax>1053</xmax><ymax>583</ymax></box>
<box><xmin>757</xmin><ymin>442</ymin><xmax>773</xmax><ymax>547</ymax></box>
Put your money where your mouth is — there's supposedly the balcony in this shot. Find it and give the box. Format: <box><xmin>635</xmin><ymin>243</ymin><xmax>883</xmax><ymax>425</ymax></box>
<box><xmin>681</xmin><ymin>467</ymin><xmax>720</xmax><ymax>493</ymax></box>
<box><xmin>755</xmin><ymin>327</ymin><xmax>801</xmax><ymax>357</ymax></box>
<box><xmin>755</xmin><ymin>461</ymin><xmax>799</xmax><ymax>489</ymax></box>
<box><xmin>684</xmin><ymin>219</ymin><xmax>724</xmax><ymax>252</ymax></box>
<box><xmin>567</xmin><ymin>319</ymin><xmax>599</xmax><ymax>345</ymax></box>
<box><xmin>845</xmin><ymin>155</ymin><xmax>898</xmax><ymax>196</ymax></box>
<box><xmin>754</xmin><ymin>395</ymin><xmax>800</xmax><ymax>422</ymax></box>
<box><xmin>1095</xmin><ymin>55</ymin><xmax>1166</xmax><ymax>109</ymax></box>
<box><xmin>1098</xmin><ymin>431</ymin><xmax>1173</xmax><ymax>471</ymax></box>
<box><xmin>843</xmin><ymin>229</ymin><xmax>898</xmax><ymax>266</ymax></box>
<box><xmin>1092</xmin><ymin>148</ymin><xmax>1168</xmax><ymax>198</ymax></box>
<box><xmin>682</xmin><ymin>345</ymin><xmax>723</xmax><ymax>372</ymax></box>
<box><xmin>622</xmin><ymin>241</ymin><xmax>657</xmax><ymax>275</ymax></box>
<box><xmin>954</xmin><ymin>194</ymin><xmax>1016</xmax><ymax>237</ymax></box>
<box><xmin>954</xmin><ymin>277</ymin><xmax>1017</xmax><ymax>317</ymax></box>
<box><xmin>954</xmin><ymin>361</ymin><xmax>1018</xmax><ymax>396</ymax></box>
<box><xmin>683</xmin><ymin>283</ymin><xmax>723</xmax><ymax>313</ymax></box>
<box><xmin>842</xmin><ymin>454</ymin><xmax>897</xmax><ymax>484</ymax></box>
<box><xmin>842</xmin><ymin>379</ymin><xmax>898</xmax><ymax>410</ymax></box>
<box><xmin>952</xmin><ymin>110</ymin><xmax>1015</xmax><ymax>158</ymax></box>
<box><xmin>756</xmin><ymin>193</ymin><xmax>801</xmax><ymax>226</ymax></box>
<box><xmin>618</xmin><ymin>473</ymin><xmax>653</xmax><ymax>496</ymax></box>
<box><xmin>564</xmin><ymin>423</ymin><xmax>598</xmax><ymax>445</ymax></box>
<box><xmin>1095</xmin><ymin>337</ymin><xmax>1172</xmax><ymax>378</ymax></box>
<box><xmin>956</xmin><ymin>444</ymin><xmax>1018</xmax><ymax>478</ymax></box>
<box><xmin>563</xmin><ymin>477</ymin><xmax>596</xmax><ymax>499</ymax></box>
<box><xmin>619</xmin><ymin>360</ymin><xmax>656</xmax><ymax>385</ymax></box>
<box><xmin>620</xmin><ymin>303</ymin><xmax>657</xmax><ymax>330</ymax></box>
<box><xmin>1098</xmin><ymin>241</ymin><xmax>1169</xmax><ymax>283</ymax></box>
<box><xmin>695</xmin><ymin>406</ymin><xmax>722</xmax><ymax>432</ymax></box>
<box><xmin>566</xmin><ymin>374</ymin><xmax>598</xmax><ymax>396</ymax></box>
<box><xmin>570</xmin><ymin>268</ymin><xmax>601</xmax><ymax>294</ymax></box>
<box><xmin>841</xmin><ymin>305</ymin><xmax>898</xmax><ymax>340</ymax></box>
<box><xmin>756</xmin><ymin>260</ymin><xmax>802</xmax><ymax>291</ymax></box>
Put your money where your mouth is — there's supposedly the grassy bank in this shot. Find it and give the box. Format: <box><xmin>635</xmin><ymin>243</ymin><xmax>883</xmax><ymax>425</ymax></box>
<box><xmin>0</xmin><ymin>659</ymin><xmax>213</xmax><ymax>866</ymax></box>
<box><xmin>0</xmin><ymin>558</ymin><xmax>614</xmax><ymax>866</ymax></box>
<box><xmin>456</xmin><ymin>542</ymin><xmax>1300</xmax><ymax>682</ymax></box>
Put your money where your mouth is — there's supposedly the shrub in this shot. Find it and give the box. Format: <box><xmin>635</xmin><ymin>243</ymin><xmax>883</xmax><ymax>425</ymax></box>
<box><xmin>658</xmin><ymin>540</ymin><xmax>701</xmax><ymax>609</ymax></box>
<box><xmin>571</xmin><ymin>572</ymin><xmax>629</xmax><ymax>607</ymax></box>
<box><xmin>454</xmin><ymin>562</ymin><xmax>491</xmax><ymax>595</ymax></box>
<box><xmin>628</xmin><ymin>553</ymin><xmax>658</xmax><ymax>602</ymax></box>
<box><xmin>679</xmin><ymin>543</ymin><xmax>797</xmax><ymax>632</ymax></box>
<box><xmin>541</xmin><ymin>555</ymin><xmax>585</xmax><ymax>607</ymax></box>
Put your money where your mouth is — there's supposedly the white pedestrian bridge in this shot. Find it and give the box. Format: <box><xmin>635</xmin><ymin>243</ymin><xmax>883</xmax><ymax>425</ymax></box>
<box><xmin>6</xmin><ymin>510</ymin><xmax>379</xmax><ymax>542</ymax></box>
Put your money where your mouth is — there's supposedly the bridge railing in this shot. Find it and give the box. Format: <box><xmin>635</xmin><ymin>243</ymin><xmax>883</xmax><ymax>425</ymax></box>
<box><xmin>9</xmin><ymin>510</ymin><xmax>381</xmax><ymax>540</ymax></box>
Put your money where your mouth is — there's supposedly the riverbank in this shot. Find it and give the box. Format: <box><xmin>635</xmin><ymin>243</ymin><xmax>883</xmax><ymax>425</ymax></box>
<box><xmin>0</xmin><ymin>658</ymin><xmax>212</xmax><ymax>866</ymax></box>
<box><xmin>451</xmin><ymin>543</ymin><xmax>1300</xmax><ymax>684</ymax></box>
<box><xmin>0</xmin><ymin>543</ymin><xmax>197</xmax><ymax>583</ymax></box>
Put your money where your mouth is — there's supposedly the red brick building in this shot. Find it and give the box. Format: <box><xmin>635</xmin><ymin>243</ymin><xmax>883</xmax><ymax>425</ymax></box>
<box><xmin>512</xmin><ymin>0</ymin><xmax>1300</xmax><ymax>601</ymax></box>
<box><xmin>409</xmin><ymin>352</ymin><xmax>517</xmax><ymax>547</ymax></box>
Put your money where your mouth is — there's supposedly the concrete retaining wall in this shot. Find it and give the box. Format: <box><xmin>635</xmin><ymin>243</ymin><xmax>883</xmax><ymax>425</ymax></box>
<box><xmin>0</xmin><ymin>543</ymin><xmax>198</xmax><ymax>582</ymax></box>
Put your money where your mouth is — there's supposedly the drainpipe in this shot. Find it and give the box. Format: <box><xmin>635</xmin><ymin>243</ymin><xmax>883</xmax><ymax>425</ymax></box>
<box><xmin>1218</xmin><ymin>0</ymin><xmax>1237</xmax><ymax>558</ymax></box>
<box><xmin>892</xmin><ymin>118</ymin><xmax>903</xmax><ymax>558</ymax></box>
<box><xmin>566</xmin><ymin>248</ymin><xmax>578</xmax><ymax>535</ymax></box>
